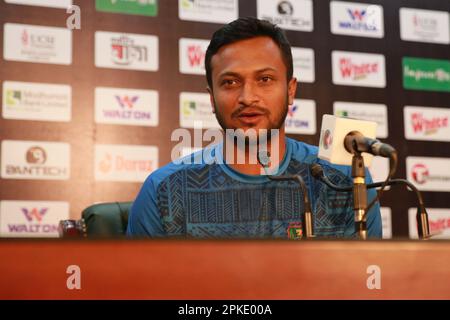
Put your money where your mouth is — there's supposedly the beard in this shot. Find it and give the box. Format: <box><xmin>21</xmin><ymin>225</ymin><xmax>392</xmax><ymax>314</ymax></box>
<box><xmin>212</xmin><ymin>93</ymin><xmax>289</xmax><ymax>142</ymax></box>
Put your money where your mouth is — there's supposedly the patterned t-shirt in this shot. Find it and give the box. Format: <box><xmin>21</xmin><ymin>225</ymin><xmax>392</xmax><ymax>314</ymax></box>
<box><xmin>127</xmin><ymin>138</ymin><xmax>382</xmax><ymax>238</ymax></box>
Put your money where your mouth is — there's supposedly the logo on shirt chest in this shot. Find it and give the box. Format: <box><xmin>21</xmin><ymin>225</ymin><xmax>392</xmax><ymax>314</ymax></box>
<box><xmin>287</xmin><ymin>222</ymin><xmax>303</xmax><ymax>240</ymax></box>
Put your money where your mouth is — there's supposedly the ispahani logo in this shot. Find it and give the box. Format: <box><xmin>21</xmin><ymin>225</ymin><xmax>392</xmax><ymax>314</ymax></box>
<box><xmin>403</xmin><ymin>57</ymin><xmax>450</xmax><ymax>92</ymax></box>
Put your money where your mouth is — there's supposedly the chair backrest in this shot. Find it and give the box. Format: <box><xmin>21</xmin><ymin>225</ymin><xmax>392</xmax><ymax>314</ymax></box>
<box><xmin>81</xmin><ymin>202</ymin><xmax>133</xmax><ymax>237</ymax></box>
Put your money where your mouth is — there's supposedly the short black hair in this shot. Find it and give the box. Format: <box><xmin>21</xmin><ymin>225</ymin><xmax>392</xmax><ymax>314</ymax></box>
<box><xmin>205</xmin><ymin>16</ymin><xmax>293</xmax><ymax>90</ymax></box>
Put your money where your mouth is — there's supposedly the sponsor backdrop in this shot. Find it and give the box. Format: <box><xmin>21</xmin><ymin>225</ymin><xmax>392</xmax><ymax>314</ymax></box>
<box><xmin>0</xmin><ymin>0</ymin><xmax>448</xmax><ymax>238</ymax></box>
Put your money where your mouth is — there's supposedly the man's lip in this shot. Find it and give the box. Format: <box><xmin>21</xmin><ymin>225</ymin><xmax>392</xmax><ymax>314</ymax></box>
<box><xmin>238</xmin><ymin>113</ymin><xmax>264</xmax><ymax>117</ymax></box>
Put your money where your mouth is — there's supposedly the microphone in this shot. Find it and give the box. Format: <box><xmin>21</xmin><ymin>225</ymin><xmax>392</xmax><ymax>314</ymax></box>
<box><xmin>257</xmin><ymin>150</ymin><xmax>315</xmax><ymax>239</ymax></box>
<box><xmin>318</xmin><ymin>114</ymin><xmax>378</xmax><ymax>166</ymax></box>
<box><xmin>344</xmin><ymin>130</ymin><xmax>396</xmax><ymax>158</ymax></box>
<box><xmin>310</xmin><ymin>163</ymin><xmax>431</xmax><ymax>239</ymax></box>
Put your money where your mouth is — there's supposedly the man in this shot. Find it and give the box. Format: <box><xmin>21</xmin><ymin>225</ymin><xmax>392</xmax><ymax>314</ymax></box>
<box><xmin>127</xmin><ymin>17</ymin><xmax>382</xmax><ymax>238</ymax></box>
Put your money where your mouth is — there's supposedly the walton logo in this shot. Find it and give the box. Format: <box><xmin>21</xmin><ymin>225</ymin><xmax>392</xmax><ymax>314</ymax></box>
<box><xmin>412</xmin><ymin>163</ymin><xmax>429</xmax><ymax>184</ymax></box>
<box><xmin>287</xmin><ymin>104</ymin><xmax>297</xmax><ymax>117</ymax></box>
<box><xmin>115</xmin><ymin>95</ymin><xmax>139</xmax><ymax>109</ymax></box>
<box><xmin>21</xmin><ymin>207</ymin><xmax>48</xmax><ymax>223</ymax></box>
<box><xmin>111</xmin><ymin>36</ymin><xmax>148</xmax><ymax>65</ymax></box>
<box><xmin>411</xmin><ymin>112</ymin><xmax>448</xmax><ymax>135</ymax></box>
<box><xmin>339</xmin><ymin>58</ymin><xmax>378</xmax><ymax>80</ymax></box>
<box><xmin>187</xmin><ymin>45</ymin><xmax>205</xmax><ymax>67</ymax></box>
<box><xmin>285</xmin><ymin>104</ymin><xmax>309</xmax><ymax>129</ymax></box>
<box><xmin>347</xmin><ymin>9</ymin><xmax>366</xmax><ymax>21</ymax></box>
<box><xmin>26</xmin><ymin>146</ymin><xmax>47</xmax><ymax>164</ymax></box>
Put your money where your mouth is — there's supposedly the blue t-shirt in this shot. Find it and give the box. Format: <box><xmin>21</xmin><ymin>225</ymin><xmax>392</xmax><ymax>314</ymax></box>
<box><xmin>127</xmin><ymin>138</ymin><xmax>382</xmax><ymax>238</ymax></box>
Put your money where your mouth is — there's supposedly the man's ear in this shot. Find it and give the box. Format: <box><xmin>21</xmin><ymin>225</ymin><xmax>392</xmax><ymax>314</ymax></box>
<box><xmin>207</xmin><ymin>86</ymin><xmax>215</xmax><ymax>114</ymax></box>
<box><xmin>287</xmin><ymin>77</ymin><xmax>298</xmax><ymax>105</ymax></box>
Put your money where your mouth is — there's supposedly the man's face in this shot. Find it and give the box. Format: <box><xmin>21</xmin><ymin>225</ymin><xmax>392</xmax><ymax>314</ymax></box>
<box><xmin>208</xmin><ymin>36</ymin><xmax>297</xmax><ymax>135</ymax></box>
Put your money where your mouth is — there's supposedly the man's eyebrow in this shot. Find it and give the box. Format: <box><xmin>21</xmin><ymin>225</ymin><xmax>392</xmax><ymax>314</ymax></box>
<box><xmin>218</xmin><ymin>67</ymin><xmax>277</xmax><ymax>78</ymax></box>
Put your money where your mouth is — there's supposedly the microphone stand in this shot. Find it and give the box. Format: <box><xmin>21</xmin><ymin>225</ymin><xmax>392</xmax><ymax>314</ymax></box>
<box><xmin>258</xmin><ymin>151</ymin><xmax>314</xmax><ymax>239</ymax></box>
<box><xmin>351</xmin><ymin>152</ymin><xmax>368</xmax><ymax>240</ymax></box>
<box><xmin>264</xmin><ymin>174</ymin><xmax>315</xmax><ymax>239</ymax></box>
<box><xmin>311</xmin><ymin>164</ymin><xmax>431</xmax><ymax>239</ymax></box>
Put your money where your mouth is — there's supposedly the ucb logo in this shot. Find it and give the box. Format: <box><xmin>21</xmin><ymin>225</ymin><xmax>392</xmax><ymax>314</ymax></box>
<box><xmin>26</xmin><ymin>146</ymin><xmax>47</xmax><ymax>164</ymax></box>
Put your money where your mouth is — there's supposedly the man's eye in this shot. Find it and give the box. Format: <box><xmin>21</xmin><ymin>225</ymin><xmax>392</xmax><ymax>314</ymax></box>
<box><xmin>260</xmin><ymin>76</ymin><xmax>273</xmax><ymax>82</ymax></box>
<box><xmin>222</xmin><ymin>79</ymin><xmax>237</xmax><ymax>86</ymax></box>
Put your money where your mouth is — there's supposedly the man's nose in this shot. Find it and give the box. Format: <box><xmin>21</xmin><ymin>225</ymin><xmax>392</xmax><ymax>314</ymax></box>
<box><xmin>238</xmin><ymin>81</ymin><xmax>260</xmax><ymax>106</ymax></box>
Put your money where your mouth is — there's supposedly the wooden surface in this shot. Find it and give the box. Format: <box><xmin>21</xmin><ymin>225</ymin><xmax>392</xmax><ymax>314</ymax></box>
<box><xmin>1</xmin><ymin>239</ymin><xmax>449</xmax><ymax>299</ymax></box>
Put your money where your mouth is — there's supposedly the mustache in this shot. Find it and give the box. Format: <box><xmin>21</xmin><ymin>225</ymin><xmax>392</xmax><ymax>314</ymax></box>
<box><xmin>231</xmin><ymin>105</ymin><xmax>269</xmax><ymax>118</ymax></box>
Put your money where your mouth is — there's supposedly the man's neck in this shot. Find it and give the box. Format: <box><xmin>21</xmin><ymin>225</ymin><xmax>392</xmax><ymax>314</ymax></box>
<box><xmin>223</xmin><ymin>131</ymin><xmax>286</xmax><ymax>176</ymax></box>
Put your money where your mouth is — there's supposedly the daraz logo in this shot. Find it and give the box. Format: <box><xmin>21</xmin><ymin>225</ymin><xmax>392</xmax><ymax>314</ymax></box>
<box><xmin>403</xmin><ymin>57</ymin><xmax>450</xmax><ymax>92</ymax></box>
<box><xmin>21</xmin><ymin>207</ymin><xmax>48</xmax><ymax>223</ymax></box>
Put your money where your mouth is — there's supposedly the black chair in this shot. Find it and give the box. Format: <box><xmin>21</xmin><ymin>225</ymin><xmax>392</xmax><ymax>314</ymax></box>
<box><xmin>59</xmin><ymin>202</ymin><xmax>132</xmax><ymax>238</ymax></box>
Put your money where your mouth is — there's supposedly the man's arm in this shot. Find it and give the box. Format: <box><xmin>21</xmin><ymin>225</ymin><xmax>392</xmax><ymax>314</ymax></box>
<box><xmin>126</xmin><ymin>174</ymin><xmax>166</xmax><ymax>237</ymax></box>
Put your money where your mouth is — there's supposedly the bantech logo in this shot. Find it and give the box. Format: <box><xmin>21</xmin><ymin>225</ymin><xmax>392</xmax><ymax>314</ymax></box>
<box><xmin>257</xmin><ymin>0</ymin><xmax>313</xmax><ymax>32</ymax></box>
<box><xmin>1</xmin><ymin>140</ymin><xmax>70</xmax><ymax>180</ymax></box>
<box><xmin>330</xmin><ymin>1</ymin><xmax>383</xmax><ymax>38</ymax></box>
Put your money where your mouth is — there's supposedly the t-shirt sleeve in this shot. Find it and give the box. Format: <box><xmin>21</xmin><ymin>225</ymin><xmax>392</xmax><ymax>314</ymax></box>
<box><xmin>126</xmin><ymin>174</ymin><xmax>166</xmax><ymax>237</ymax></box>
